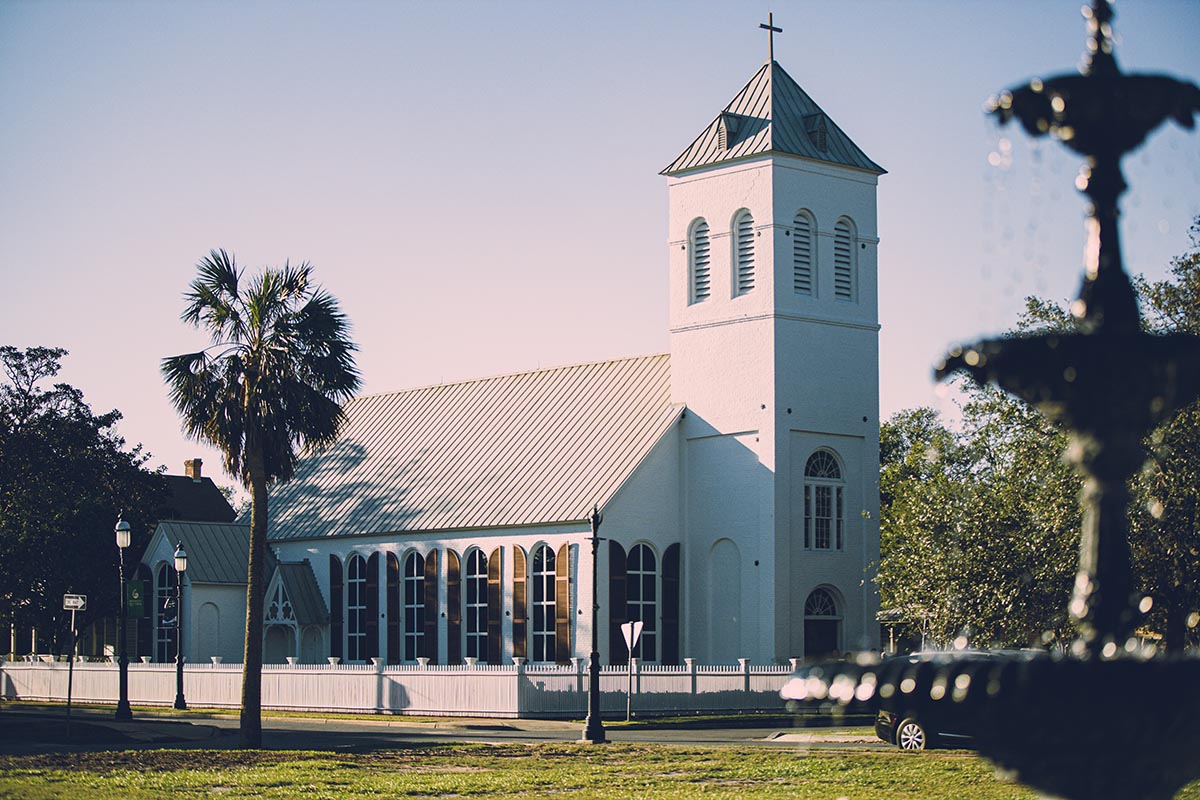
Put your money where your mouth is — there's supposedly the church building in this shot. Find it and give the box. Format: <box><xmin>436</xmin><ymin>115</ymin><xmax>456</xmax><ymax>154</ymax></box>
<box><xmin>143</xmin><ymin>54</ymin><xmax>884</xmax><ymax>668</ymax></box>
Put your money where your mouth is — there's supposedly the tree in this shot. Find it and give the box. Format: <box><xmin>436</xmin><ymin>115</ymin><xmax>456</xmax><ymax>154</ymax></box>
<box><xmin>1128</xmin><ymin>217</ymin><xmax>1200</xmax><ymax>652</ymax></box>
<box><xmin>880</xmin><ymin>217</ymin><xmax>1200</xmax><ymax>652</ymax></box>
<box><xmin>162</xmin><ymin>250</ymin><xmax>360</xmax><ymax>747</ymax></box>
<box><xmin>0</xmin><ymin>346</ymin><xmax>164</xmax><ymax>652</ymax></box>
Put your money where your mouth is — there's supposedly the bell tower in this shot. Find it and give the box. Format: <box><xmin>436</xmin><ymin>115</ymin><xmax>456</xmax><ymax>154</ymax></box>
<box><xmin>663</xmin><ymin>56</ymin><xmax>885</xmax><ymax>662</ymax></box>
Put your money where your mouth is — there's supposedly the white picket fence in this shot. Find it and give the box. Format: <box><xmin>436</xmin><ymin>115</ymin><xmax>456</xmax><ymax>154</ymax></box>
<box><xmin>0</xmin><ymin>657</ymin><xmax>796</xmax><ymax>718</ymax></box>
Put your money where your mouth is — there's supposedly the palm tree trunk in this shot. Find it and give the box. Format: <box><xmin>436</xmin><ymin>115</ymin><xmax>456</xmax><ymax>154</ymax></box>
<box><xmin>239</xmin><ymin>443</ymin><xmax>268</xmax><ymax>748</ymax></box>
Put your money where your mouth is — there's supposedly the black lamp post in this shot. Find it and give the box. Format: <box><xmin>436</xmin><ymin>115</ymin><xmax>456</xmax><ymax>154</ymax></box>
<box><xmin>173</xmin><ymin>542</ymin><xmax>188</xmax><ymax>711</ymax></box>
<box><xmin>581</xmin><ymin>504</ymin><xmax>606</xmax><ymax>744</ymax></box>
<box><xmin>114</xmin><ymin>516</ymin><xmax>132</xmax><ymax>721</ymax></box>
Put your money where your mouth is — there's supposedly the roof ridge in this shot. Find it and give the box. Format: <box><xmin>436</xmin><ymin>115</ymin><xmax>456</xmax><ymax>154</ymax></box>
<box><xmin>351</xmin><ymin>351</ymin><xmax>670</xmax><ymax>405</ymax></box>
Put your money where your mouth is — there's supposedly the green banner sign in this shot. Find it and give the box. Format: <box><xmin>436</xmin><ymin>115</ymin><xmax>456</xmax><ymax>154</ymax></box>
<box><xmin>126</xmin><ymin>580</ymin><xmax>146</xmax><ymax>619</ymax></box>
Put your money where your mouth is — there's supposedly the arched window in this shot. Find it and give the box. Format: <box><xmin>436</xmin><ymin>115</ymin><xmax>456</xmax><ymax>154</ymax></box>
<box><xmin>804</xmin><ymin>450</ymin><xmax>844</xmax><ymax>550</ymax></box>
<box><xmin>733</xmin><ymin>210</ymin><xmax>755</xmax><ymax>295</ymax></box>
<box><xmin>155</xmin><ymin>563</ymin><xmax>177</xmax><ymax>663</ymax></box>
<box><xmin>626</xmin><ymin>544</ymin><xmax>658</xmax><ymax>662</ymax></box>
<box><xmin>833</xmin><ymin>218</ymin><xmax>855</xmax><ymax>301</ymax></box>
<box><xmin>404</xmin><ymin>551</ymin><xmax>425</xmax><ymax>661</ymax></box>
<box><xmin>531</xmin><ymin>544</ymin><xmax>556</xmax><ymax>663</ymax></box>
<box><xmin>346</xmin><ymin>554</ymin><xmax>368</xmax><ymax>661</ymax></box>
<box><xmin>689</xmin><ymin>219</ymin><xmax>711</xmax><ymax>303</ymax></box>
<box><xmin>465</xmin><ymin>549</ymin><xmax>488</xmax><ymax>662</ymax></box>
<box><xmin>793</xmin><ymin>210</ymin><xmax>815</xmax><ymax>296</ymax></box>
<box><xmin>804</xmin><ymin>587</ymin><xmax>842</xmax><ymax>658</ymax></box>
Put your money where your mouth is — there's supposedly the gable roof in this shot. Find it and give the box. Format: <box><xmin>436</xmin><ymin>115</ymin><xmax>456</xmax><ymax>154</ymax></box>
<box><xmin>158</xmin><ymin>475</ymin><xmax>237</xmax><ymax>523</ymax></box>
<box><xmin>267</xmin><ymin>353</ymin><xmax>682</xmax><ymax>541</ymax></box>
<box><xmin>275</xmin><ymin>561</ymin><xmax>329</xmax><ymax>626</ymax></box>
<box><xmin>662</xmin><ymin>60</ymin><xmax>885</xmax><ymax>176</ymax></box>
<box><xmin>146</xmin><ymin>520</ymin><xmax>249</xmax><ymax>584</ymax></box>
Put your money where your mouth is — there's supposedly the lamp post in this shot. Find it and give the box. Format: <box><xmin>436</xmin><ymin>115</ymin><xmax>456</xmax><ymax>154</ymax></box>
<box><xmin>114</xmin><ymin>516</ymin><xmax>132</xmax><ymax>721</ymax></box>
<box><xmin>581</xmin><ymin>504</ymin><xmax>606</xmax><ymax>744</ymax></box>
<box><xmin>173</xmin><ymin>542</ymin><xmax>187</xmax><ymax>711</ymax></box>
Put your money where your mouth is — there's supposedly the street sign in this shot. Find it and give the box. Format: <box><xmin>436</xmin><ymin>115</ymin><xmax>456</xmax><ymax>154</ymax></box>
<box><xmin>620</xmin><ymin>620</ymin><xmax>644</xmax><ymax>654</ymax></box>
<box><xmin>63</xmin><ymin>594</ymin><xmax>87</xmax><ymax>611</ymax></box>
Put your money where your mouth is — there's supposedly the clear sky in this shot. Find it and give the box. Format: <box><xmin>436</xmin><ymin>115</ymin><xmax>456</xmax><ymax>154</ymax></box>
<box><xmin>2</xmin><ymin>1</ymin><xmax>1198</xmax><ymax>491</ymax></box>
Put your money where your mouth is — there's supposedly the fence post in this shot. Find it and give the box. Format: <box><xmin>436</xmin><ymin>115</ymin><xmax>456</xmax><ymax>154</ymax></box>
<box><xmin>739</xmin><ymin>657</ymin><xmax>751</xmax><ymax>705</ymax></box>
<box><xmin>685</xmin><ymin>657</ymin><xmax>697</xmax><ymax>697</ymax></box>
<box><xmin>788</xmin><ymin>657</ymin><xmax>800</xmax><ymax>672</ymax></box>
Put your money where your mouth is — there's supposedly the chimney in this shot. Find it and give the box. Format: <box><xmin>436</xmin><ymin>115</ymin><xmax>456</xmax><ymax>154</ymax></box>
<box><xmin>184</xmin><ymin>458</ymin><xmax>203</xmax><ymax>483</ymax></box>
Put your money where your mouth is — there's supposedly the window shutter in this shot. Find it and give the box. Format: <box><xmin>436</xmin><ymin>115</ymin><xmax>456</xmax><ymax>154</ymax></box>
<box><xmin>608</xmin><ymin>541</ymin><xmax>628</xmax><ymax>665</ymax></box>
<box><xmin>554</xmin><ymin>543</ymin><xmax>571</xmax><ymax>665</ymax></box>
<box><xmin>690</xmin><ymin>220</ymin><xmax>711</xmax><ymax>303</ymax></box>
<box><xmin>365</xmin><ymin>552</ymin><xmax>379</xmax><ymax>661</ymax></box>
<box><xmin>662</xmin><ymin>544</ymin><xmax>681</xmax><ymax>665</ymax></box>
<box><xmin>793</xmin><ymin>213</ymin><xmax>814</xmax><ymax>295</ymax></box>
<box><xmin>329</xmin><ymin>555</ymin><xmax>343</xmax><ymax>660</ymax></box>
<box><xmin>735</xmin><ymin>212</ymin><xmax>755</xmax><ymax>295</ymax></box>
<box><xmin>386</xmin><ymin>552</ymin><xmax>401</xmax><ymax>664</ymax></box>
<box><xmin>423</xmin><ymin>549</ymin><xmax>439</xmax><ymax>663</ymax></box>
<box><xmin>512</xmin><ymin>546</ymin><xmax>527</xmax><ymax>660</ymax></box>
<box><xmin>486</xmin><ymin>547</ymin><xmax>502</xmax><ymax>664</ymax></box>
<box><xmin>446</xmin><ymin>549</ymin><xmax>462</xmax><ymax>664</ymax></box>
<box><xmin>834</xmin><ymin>220</ymin><xmax>853</xmax><ymax>300</ymax></box>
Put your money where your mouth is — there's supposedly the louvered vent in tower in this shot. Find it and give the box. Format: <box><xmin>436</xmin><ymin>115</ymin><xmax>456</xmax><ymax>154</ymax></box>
<box><xmin>793</xmin><ymin>212</ymin><xmax>814</xmax><ymax>295</ymax></box>
<box><xmin>734</xmin><ymin>211</ymin><xmax>755</xmax><ymax>295</ymax></box>
<box><xmin>834</xmin><ymin>219</ymin><xmax>854</xmax><ymax>300</ymax></box>
<box><xmin>689</xmin><ymin>220</ymin><xmax>711</xmax><ymax>303</ymax></box>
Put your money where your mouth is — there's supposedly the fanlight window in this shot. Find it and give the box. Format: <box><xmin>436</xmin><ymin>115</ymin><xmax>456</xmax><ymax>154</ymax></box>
<box><xmin>804</xmin><ymin>450</ymin><xmax>845</xmax><ymax>550</ymax></box>
<box><xmin>346</xmin><ymin>554</ymin><xmax>368</xmax><ymax>661</ymax></box>
<box><xmin>465</xmin><ymin>549</ymin><xmax>488</xmax><ymax>662</ymax></box>
<box><xmin>793</xmin><ymin>211</ymin><xmax>815</xmax><ymax>296</ymax></box>
<box><xmin>689</xmin><ymin>219</ymin><xmax>711</xmax><ymax>303</ymax></box>
<box><xmin>733</xmin><ymin>210</ymin><xmax>755</xmax><ymax>295</ymax></box>
<box><xmin>531</xmin><ymin>545</ymin><xmax>556</xmax><ymax>662</ymax></box>
<box><xmin>404</xmin><ymin>552</ymin><xmax>425</xmax><ymax>661</ymax></box>
<box><xmin>833</xmin><ymin>219</ymin><xmax>854</xmax><ymax>301</ymax></box>
<box><xmin>805</xmin><ymin>588</ymin><xmax>839</xmax><ymax>618</ymax></box>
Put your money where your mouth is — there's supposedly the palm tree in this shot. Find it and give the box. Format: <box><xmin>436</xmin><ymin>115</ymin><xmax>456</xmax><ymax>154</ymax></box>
<box><xmin>163</xmin><ymin>249</ymin><xmax>360</xmax><ymax>747</ymax></box>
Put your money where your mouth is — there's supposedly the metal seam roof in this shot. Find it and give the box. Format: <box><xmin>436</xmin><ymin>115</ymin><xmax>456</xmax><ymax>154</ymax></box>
<box><xmin>662</xmin><ymin>60</ymin><xmax>885</xmax><ymax>176</ymax></box>
<box><xmin>267</xmin><ymin>354</ymin><xmax>681</xmax><ymax>541</ymax></box>
<box><xmin>151</xmin><ymin>521</ymin><xmax>249</xmax><ymax>584</ymax></box>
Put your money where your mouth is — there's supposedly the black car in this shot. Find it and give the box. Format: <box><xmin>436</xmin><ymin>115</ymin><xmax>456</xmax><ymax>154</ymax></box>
<box><xmin>873</xmin><ymin>650</ymin><xmax>1047</xmax><ymax>751</ymax></box>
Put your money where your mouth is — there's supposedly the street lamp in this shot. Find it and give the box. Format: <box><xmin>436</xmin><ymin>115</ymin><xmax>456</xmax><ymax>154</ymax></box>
<box><xmin>114</xmin><ymin>515</ymin><xmax>132</xmax><ymax>721</ymax></box>
<box><xmin>173</xmin><ymin>542</ymin><xmax>187</xmax><ymax>711</ymax></box>
<box><xmin>581</xmin><ymin>504</ymin><xmax>606</xmax><ymax>744</ymax></box>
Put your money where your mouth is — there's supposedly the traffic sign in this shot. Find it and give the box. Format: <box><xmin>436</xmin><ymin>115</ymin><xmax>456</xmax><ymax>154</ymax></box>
<box><xmin>620</xmin><ymin>620</ymin><xmax>644</xmax><ymax>653</ymax></box>
<box><xmin>63</xmin><ymin>594</ymin><xmax>87</xmax><ymax>611</ymax></box>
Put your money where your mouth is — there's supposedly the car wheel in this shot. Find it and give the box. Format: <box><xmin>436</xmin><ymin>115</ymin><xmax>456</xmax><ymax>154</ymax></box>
<box><xmin>896</xmin><ymin>718</ymin><xmax>928</xmax><ymax>751</ymax></box>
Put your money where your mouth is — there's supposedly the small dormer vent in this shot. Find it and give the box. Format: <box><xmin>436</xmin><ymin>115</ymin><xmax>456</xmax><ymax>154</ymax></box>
<box><xmin>804</xmin><ymin>113</ymin><xmax>829</xmax><ymax>153</ymax></box>
<box><xmin>717</xmin><ymin>113</ymin><xmax>741</xmax><ymax>151</ymax></box>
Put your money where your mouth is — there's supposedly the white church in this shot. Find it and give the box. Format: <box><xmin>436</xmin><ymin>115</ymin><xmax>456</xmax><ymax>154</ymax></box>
<box><xmin>142</xmin><ymin>54</ymin><xmax>884</xmax><ymax>669</ymax></box>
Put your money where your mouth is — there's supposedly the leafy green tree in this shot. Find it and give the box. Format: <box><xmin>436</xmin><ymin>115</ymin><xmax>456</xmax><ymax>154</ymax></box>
<box><xmin>163</xmin><ymin>250</ymin><xmax>360</xmax><ymax>748</ymax></box>
<box><xmin>1129</xmin><ymin>218</ymin><xmax>1200</xmax><ymax>652</ymax></box>
<box><xmin>0</xmin><ymin>346</ymin><xmax>164</xmax><ymax>653</ymax></box>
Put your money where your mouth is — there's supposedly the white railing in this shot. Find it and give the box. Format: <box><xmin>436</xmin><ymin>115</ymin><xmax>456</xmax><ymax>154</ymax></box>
<box><xmin>0</xmin><ymin>657</ymin><xmax>796</xmax><ymax>718</ymax></box>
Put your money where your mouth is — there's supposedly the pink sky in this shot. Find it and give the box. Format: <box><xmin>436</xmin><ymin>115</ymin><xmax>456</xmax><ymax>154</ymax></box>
<box><xmin>2</xmin><ymin>1</ymin><xmax>1197</xmax><ymax>493</ymax></box>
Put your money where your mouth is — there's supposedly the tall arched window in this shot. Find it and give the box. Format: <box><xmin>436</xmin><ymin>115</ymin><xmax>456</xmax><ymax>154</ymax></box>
<box><xmin>626</xmin><ymin>544</ymin><xmax>658</xmax><ymax>661</ymax></box>
<box><xmin>804</xmin><ymin>450</ymin><xmax>844</xmax><ymax>550</ymax></box>
<box><xmin>804</xmin><ymin>587</ymin><xmax>842</xmax><ymax>658</ymax></box>
<box><xmin>733</xmin><ymin>210</ymin><xmax>755</xmax><ymax>295</ymax></box>
<box><xmin>833</xmin><ymin>218</ymin><xmax>855</xmax><ymax>301</ymax></box>
<box><xmin>465</xmin><ymin>549</ymin><xmax>488</xmax><ymax>662</ymax></box>
<box><xmin>689</xmin><ymin>219</ymin><xmax>711</xmax><ymax>303</ymax></box>
<box><xmin>346</xmin><ymin>554</ymin><xmax>368</xmax><ymax>661</ymax></box>
<box><xmin>155</xmin><ymin>563</ymin><xmax>177</xmax><ymax>663</ymax></box>
<box><xmin>531</xmin><ymin>544</ymin><xmax>556</xmax><ymax>663</ymax></box>
<box><xmin>404</xmin><ymin>551</ymin><xmax>425</xmax><ymax>661</ymax></box>
<box><xmin>793</xmin><ymin>210</ymin><xmax>815</xmax><ymax>296</ymax></box>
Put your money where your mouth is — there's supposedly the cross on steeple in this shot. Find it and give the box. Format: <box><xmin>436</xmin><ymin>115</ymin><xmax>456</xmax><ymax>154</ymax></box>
<box><xmin>759</xmin><ymin>12</ymin><xmax>782</xmax><ymax>63</ymax></box>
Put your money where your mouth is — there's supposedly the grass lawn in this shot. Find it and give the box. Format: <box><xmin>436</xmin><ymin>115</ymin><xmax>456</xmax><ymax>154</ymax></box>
<box><xmin>0</xmin><ymin>743</ymin><xmax>1078</xmax><ymax>800</ymax></box>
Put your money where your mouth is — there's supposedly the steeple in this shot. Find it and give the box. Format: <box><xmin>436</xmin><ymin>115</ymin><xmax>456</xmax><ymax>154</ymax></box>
<box><xmin>661</xmin><ymin>61</ymin><xmax>886</xmax><ymax>176</ymax></box>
